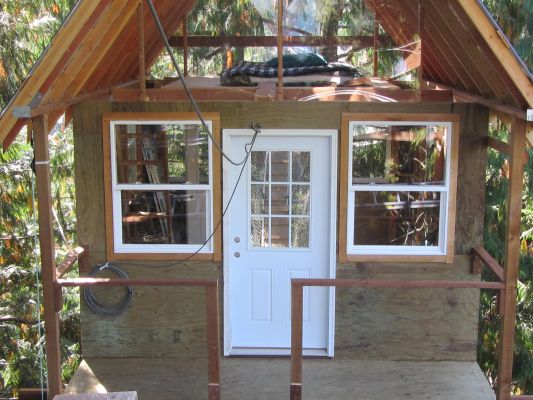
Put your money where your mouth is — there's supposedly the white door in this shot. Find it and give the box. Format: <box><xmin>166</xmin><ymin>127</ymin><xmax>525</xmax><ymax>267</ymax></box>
<box><xmin>223</xmin><ymin>129</ymin><xmax>337</xmax><ymax>356</ymax></box>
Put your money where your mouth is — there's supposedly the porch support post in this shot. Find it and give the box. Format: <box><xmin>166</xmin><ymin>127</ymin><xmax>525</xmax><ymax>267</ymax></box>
<box><xmin>290</xmin><ymin>284</ymin><xmax>303</xmax><ymax>400</ymax></box>
<box><xmin>33</xmin><ymin>114</ymin><xmax>62</xmax><ymax>398</ymax></box>
<box><xmin>496</xmin><ymin>116</ymin><xmax>526</xmax><ymax>400</ymax></box>
<box><xmin>206</xmin><ymin>284</ymin><xmax>220</xmax><ymax>400</ymax></box>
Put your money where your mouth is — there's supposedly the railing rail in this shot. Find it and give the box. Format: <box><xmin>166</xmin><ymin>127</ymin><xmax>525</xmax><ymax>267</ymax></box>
<box><xmin>48</xmin><ymin>246</ymin><xmax>221</xmax><ymax>400</ymax></box>
<box><xmin>56</xmin><ymin>246</ymin><xmax>86</xmax><ymax>279</ymax></box>
<box><xmin>289</xmin><ymin>264</ymin><xmax>506</xmax><ymax>400</ymax></box>
<box><xmin>472</xmin><ymin>246</ymin><xmax>505</xmax><ymax>282</ymax></box>
<box><xmin>55</xmin><ymin>276</ymin><xmax>221</xmax><ymax>400</ymax></box>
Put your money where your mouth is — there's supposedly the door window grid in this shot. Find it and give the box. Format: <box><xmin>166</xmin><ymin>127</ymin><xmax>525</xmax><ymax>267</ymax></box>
<box><xmin>250</xmin><ymin>151</ymin><xmax>311</xmax><ymax>249</ymax></box>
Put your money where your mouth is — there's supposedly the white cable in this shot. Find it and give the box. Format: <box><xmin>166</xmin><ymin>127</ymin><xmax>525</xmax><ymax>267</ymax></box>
<box><xmin>30</xmin><ymin>137</ymin><xmax>46</xmax><ymax>399</ymax></box>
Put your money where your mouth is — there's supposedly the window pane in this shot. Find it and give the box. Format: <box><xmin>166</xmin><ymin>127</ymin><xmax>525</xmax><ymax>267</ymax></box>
<box><xmin>271</xmin><ymin>217</ymin><xmax>290</xmax><ymax>248</ymax></box>
<box><xmin>292</xmin><ymin>151</ymin><xmax>310</xmax><ymax>182</ymax></box>
<box><xmin>292</xmin><ymin>218</ymin><xmax>310</xmax><ymax>248</ymax></box>
<box><xmin>115</xmin><ymin>122</ymin><xmax>209</xmax><ymax>185</ymax></box>
<box><xmin>353</xmin><ymin>191</ymin><xmax>440</xmax><ymax>246</ymax></box>
<box><xmin>271</xmin><ymin>184</ymin><xmax>289</xmax><ymax>215</ymax></box>
<box><xmin>251</xmin><ymin>151</ymin><xmax>270</xmax><ymax>182</ymax></box>
<box><xmin>271</xmin><ymin>151</ymin><xmax>290</xmax><ymax>182</ymax></box>
<box><xmin>352</xmin><ymin>124</ymin><xmax>447</xmax><ymax>185</ymax></box>
<box><xmin>251</xmin><ymin>184</ymin><xmax>269</xmax><ymax>215</ymax></box>
<box><xmin>251</xmin><ymin>217</ymin><xmax>270</xmax><ymax>247</ymax></box>
<box><xmin>121</xmin><ymin>190</ymin><xmax>207</xmax><ymax>245</ymax></box>
<box><xmin>292</xmin><ymin>185</ymin><xmax>310</xmax><ymax>215</ymax></box>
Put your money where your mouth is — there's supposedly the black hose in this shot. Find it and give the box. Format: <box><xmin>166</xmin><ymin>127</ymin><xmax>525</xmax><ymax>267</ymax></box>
<box><xmin>83</xmin><ymin>262</ymin><xmax>133</xmax><ymax>316</ymax></box>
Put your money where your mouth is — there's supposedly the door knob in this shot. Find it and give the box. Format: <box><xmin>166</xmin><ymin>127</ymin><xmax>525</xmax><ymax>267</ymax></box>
<box><xmin>234</xmin><ymin>252</ymin><xmax>241</xmax><ymax>258</ymax></box>
<box><xmin>234</xmin><ymin>237</ymin><xmax>240</xmax><ymax>243</ymax></box>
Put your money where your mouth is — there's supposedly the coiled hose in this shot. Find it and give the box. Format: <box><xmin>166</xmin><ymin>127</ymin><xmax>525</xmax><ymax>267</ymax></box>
<box><xmin>83</xmin><ymin>262</ymin><xmax>133</xmax><ymax>316</ymax></box>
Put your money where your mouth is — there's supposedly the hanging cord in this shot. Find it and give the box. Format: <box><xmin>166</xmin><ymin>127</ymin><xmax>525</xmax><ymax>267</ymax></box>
<box><xmin>30</xmin><ymin>135</ymin><xmax>46</xmax><ymax>399</ymax></box>
<box><xmin>126</xmin><ymin>123</ymin><xmax>260</xmax><ymax>268</ymax></box>
<box><xmin>83</xmin><ymin>262</ymin><xmax>134</xmax><ymax>316</ymax></box>
<box><xmin>145</xmin><ymin>0</ymin><xmax>249</xmax><ymax>166</ymax></box>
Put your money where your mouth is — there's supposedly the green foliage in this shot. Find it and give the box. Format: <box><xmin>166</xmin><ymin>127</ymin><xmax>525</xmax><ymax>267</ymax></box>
<box><xmin>0</xmin><ymin>0</ymin><xmax>77</xmax><ymax>110</ymax></box>
<box><xmin>478</xmin><ymin>119</ymin><xmax>533</xmax><ymax>395</ymax></box>
<box><xmin>481</xmin><ymin>0</ymin><xmax>533</xmax><ymax>70</ymax></box>
<box><xmin>0</xmin><ymin>121</ymin><xmax>80</xmax><ymax>397</ymax></box>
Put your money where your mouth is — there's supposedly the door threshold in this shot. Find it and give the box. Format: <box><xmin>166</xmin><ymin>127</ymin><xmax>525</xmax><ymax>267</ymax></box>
<box><xmin>228</xmin><ymin>347</ymin><xmax>329</xmax><ymax>357</ymax></box>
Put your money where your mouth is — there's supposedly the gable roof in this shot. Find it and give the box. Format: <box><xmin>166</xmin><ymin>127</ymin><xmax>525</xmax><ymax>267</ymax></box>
<box><xmin>1</xmin><ymin>0</ymin><xmax>532</xmax><ymax>149</ymax></box>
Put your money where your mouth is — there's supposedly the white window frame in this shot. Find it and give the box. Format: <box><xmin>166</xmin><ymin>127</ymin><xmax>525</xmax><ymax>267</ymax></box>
<box><xmin>107</xmin><ymin>117</ymin><xmax>214</xmax><ymax>256</ymax></box>
<box><xmin>341</xmin><ymin>115</ymin><xmax>459</xmax><ymax>263</ymax></box>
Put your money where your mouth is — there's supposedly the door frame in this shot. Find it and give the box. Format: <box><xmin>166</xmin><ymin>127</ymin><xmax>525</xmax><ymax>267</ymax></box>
<box><xmin>222</xmin><ymin>129</ymin><xmax>338</xmax><ymax>357</ymax></box>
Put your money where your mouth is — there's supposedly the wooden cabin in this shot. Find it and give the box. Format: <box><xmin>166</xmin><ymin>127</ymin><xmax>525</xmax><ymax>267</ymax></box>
<box><xmin>1</xmin><ymin>0</ymin><xmax>532</xmax><ymax>399</ymax></box>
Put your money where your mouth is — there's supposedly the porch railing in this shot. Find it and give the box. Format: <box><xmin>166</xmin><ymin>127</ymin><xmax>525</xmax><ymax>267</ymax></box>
<box><xmin>289</xmin><ymin>247</ymin><xmax>507</xmax><ymax>400</ymax></box>
<box><xmin>48</xmin><ymin>246</ymin><xmax>222</xmax><ymax>400</ymax></box>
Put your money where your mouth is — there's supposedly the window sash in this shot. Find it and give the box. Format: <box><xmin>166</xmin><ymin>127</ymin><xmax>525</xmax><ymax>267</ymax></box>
<box><xmin>347</xmin><ymin>121</ymin><xmax>452</xmax><ymax>256</ymax></box>
<box><xmin>109</xmin><ymin>120</ymin><xmax>214</xmax><ymax>253</ymax></box>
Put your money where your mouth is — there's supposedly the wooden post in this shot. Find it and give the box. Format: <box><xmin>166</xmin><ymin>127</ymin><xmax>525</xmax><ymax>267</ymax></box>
<box><xmin>205</xmin><ymin>285</ymin><xmax>220</xmax><ymax>400</ymax></box>
<box><xmin>33</xmin><ymin>114</ymin><xmax>62</xmax><ymax>398</ymax></box>
<box><xmin>418</xmin><ymin>0</ymin><xmax>425</xmax><ymax>94</ymax></box>
<box><xmin>137</xmin><ymin>0</ymin><xmax>146</xmax><ymax>100</ymax></box>
<box><xmin>276</xmin><ymin>0</ymin><xmax>284</xmax><ymax>100</ymax></box>
<box><xmin>373</xmin><ymin>13</ymin><xmax>379</xmax><ymax>77</ymax></box>
<box><xmin>496</xmin><ymin>117</ymin><xmax>526</xmax><ymax>400</ymax></box>
<box><xmin>290</xmin><ymin>284</ymin><xmax>303</xmax><ymax>400</ymax></box>
<box><xmin>182</xmin><ymin>16</ymin><xmax>188</xmax><ymax>77</ymax></box>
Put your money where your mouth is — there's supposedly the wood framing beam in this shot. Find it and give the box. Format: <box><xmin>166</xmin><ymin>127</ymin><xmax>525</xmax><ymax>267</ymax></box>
<box><xmin>486</xmin><ymin>137</ymin><xmax>510</xmax><ymax>155</ymax></box>
<box><xmin>137</xmin><ymin>0</ymin><xmax>146</xmax><ymax>100</ymax></box>
<box><xmin>12</xmin><ymin>85</ymin><xmax>115</xmax><ymax>119</ymax></box>
<box><xmin>182</xmin><ymin>17</ymin><xmax>188</xmax><ymax>77</ymax></box>
<box><xmin>0</xmin><ymin>0</ymin><xmax>110</xmax><ymax>148</ymax></box>
<box><xmin>417</xmin><ymin>0</ymin><xmax>425</xmax><ymax>93</ymax></box>
<box><xmin>56</xmin><ymin>246</ymin><xmax>86</xmax><ymax>279</ymax></box>
<box><xmin>116</xmin><ymin>1</ymin><xmax>189</xmax><ymax>88</ymax></box>
<box><xmin>277</xmin><ymin>0</ymin><xmax>284</xmax><ymax>100</ymax></box>
<box><xmin>168</xmin><ymin>35</ymin><xmax>387</xmax><ymax>48</ymax></box>
<box><xmin>496</xmin><ymin>117</ymin><xmax>527</xmax><ymax>400</ymax></box>
<box><xmin>206</xmin><ymin>285</ymin><xmax>221</xmax><ymax>400</ymax></box>
<box><xmin>33</xmin><ymin>114</ymin><xmax>62</xmax><ymax>399</ymax></box>
<box><xmin>429</xmin><ymin>81</ymin><xmax>528</xmax><ymax>120</ymax></box>
<box><xmin>472</xmin><ymin>246</ymin><xmax>505</xmax><ymax>282</ymax></box>
<box><xmin>453</xmin><ymin>0</ymin><xmax>532</xmax><ymax>109</ymax></box>
<box><xmin>290</xmin><ymin>284</ymin><xmax>303</xmax><ymax>400</ymax></box>
<box><xmin>42</xmin><ymin>0</ymin><xmax>136</xmax><ymax>104</ymax></box>
<box><xmin>432</xmin><ymin>0</ymin><xmax>517</xmax><ymax>106</ymax></box>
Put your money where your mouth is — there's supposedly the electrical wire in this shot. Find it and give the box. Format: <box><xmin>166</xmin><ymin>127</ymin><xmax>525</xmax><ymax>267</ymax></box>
<box><xmin>83</xmin><ymin>262</ymin><xmax>134</xmax><ymax>316</ymax></box>
<box><xmin>125</xmin><ymin>123</ymin><xmax>260</xmax><ymax>269</ymax></box>
<box><xmin>145</xmin><ymin>0</ymin><xmax>249</xmax><ymax>166</ymax></box>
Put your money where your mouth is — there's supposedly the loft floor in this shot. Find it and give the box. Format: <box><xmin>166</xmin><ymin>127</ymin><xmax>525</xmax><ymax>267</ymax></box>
<box><xmin>65</xmin><ymin>357</ymin><xmax>495</xmax><ymax>400</ymax></box>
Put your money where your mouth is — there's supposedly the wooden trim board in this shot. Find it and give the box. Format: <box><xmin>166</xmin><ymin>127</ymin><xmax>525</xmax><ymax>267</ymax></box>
<box><xmin>102</xmin><ymin>112</ymin><xmax>222</xmax><ymax>261</ymax></box>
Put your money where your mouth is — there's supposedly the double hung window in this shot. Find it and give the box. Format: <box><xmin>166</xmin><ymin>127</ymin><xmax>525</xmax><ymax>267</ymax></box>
<box><xmin>103</xmin><ymin>113</ymin><xmax>221</xmax><ymax>260</ymax></box>
<box><xmin>340</xmin><ymin>114</ymin><xmax>459</xmax><ymax>262</ymax></box>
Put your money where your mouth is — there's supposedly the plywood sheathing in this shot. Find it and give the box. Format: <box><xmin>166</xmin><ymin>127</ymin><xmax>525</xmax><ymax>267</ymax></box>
<box><xmin>66</xmin><ymin>358</ymin><xmax>496</xmax><ymax>400</ymax></box>
<box><xmin>73</xmin><ymin>100</ymin><xmax>487</xmax><ymax>360</ymax></box>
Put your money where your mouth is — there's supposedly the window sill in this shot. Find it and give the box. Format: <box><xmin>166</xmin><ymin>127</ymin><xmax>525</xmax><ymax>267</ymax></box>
<box><xmin>106</xmin><ymin>251</ymin><xmax>215</xmax><ymax>262</ymax></box>
<box><xmin>342</xmin><ymin>254</ymin><xmax>451</xmax><ymax>264</ymax></box>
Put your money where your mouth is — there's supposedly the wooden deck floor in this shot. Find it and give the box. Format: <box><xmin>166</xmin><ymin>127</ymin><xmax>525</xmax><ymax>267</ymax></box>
<box><xmin>66</xmin><ymin>357</ymin><xmax>495</xmax><ymax>400</ymax></box>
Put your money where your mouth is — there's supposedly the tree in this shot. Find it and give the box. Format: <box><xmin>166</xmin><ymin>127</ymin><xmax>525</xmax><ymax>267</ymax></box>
<box><xmin>0</xmin><ymin>1</ymin><xmax>79</xmax><ymax>397</ymax></box>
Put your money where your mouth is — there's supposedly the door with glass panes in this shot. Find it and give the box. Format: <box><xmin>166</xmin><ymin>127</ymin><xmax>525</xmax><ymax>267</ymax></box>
<box><xmin>223</xmin><ymin>130</ymin><xmax>336</xmax><ymax>356</ymax></box>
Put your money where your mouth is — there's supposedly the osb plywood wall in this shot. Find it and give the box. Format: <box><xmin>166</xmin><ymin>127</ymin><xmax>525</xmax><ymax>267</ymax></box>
<box><xmin>72</xmin><ymin>101</ymin><xmax>488</xmax><ymax>360</ymax></box>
